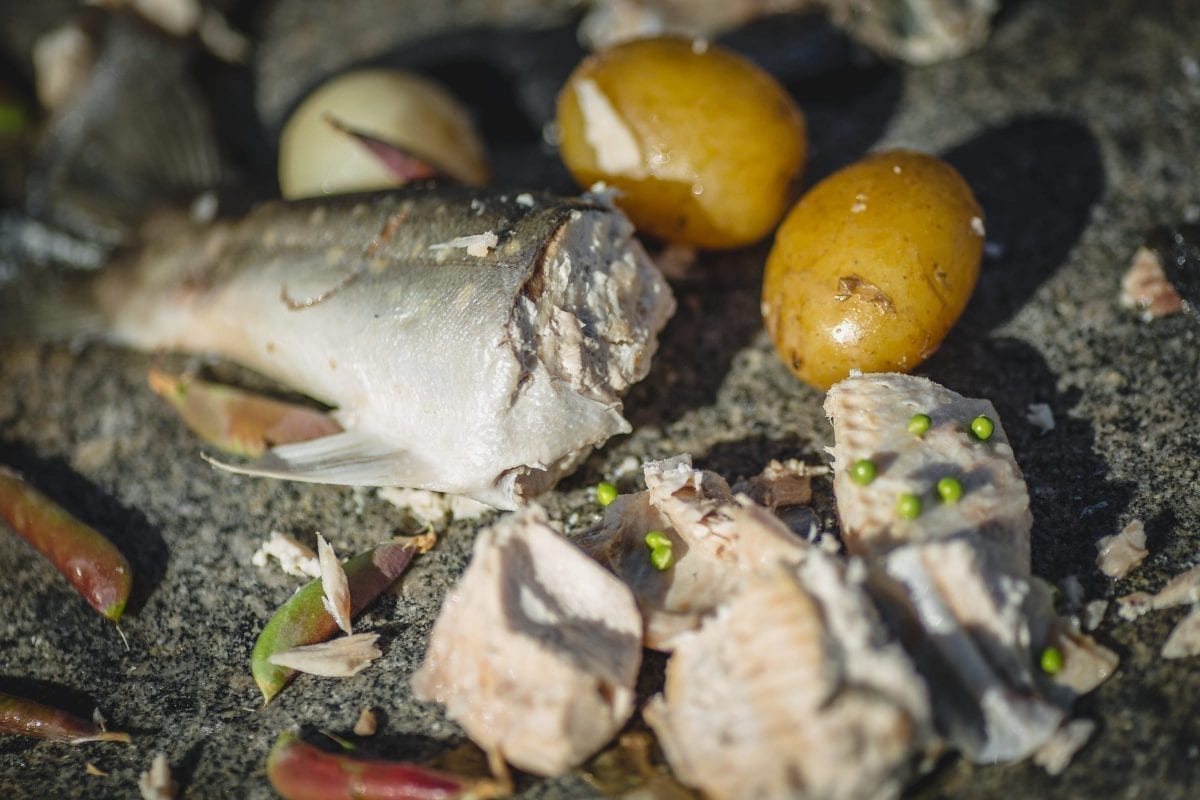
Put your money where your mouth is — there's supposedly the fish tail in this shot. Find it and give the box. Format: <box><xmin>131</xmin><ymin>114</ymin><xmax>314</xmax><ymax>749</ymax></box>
<box><xmin>0</xmin><ymin>268</ymin><xmax>108</xmax><ymax>342</ymax></box>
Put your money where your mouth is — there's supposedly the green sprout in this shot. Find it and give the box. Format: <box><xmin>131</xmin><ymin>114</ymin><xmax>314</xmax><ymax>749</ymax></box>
<box><xmin>907</xmin><ymin>413</ymin><xmax>932</xmax><ymax>436</ymax></box>
<box><xmin>849</xmin><ymin>458</ymin><xmax>877</xmax><ymax>486</ymax></box>
<box><xmin>596</xmin><ymin>481</ymin><xmax>618</xmax><ymax>507</ymax></box>
<box><xmin>970</xmin><ymin>415</ymin><xmax>995</xmax><ymax>441</ymax></box>
<box><xmin>897</xmin><ymin>493</ymin><xmax>922</xmax><ymax>520</ymax></box>
<box><xmin>936</xmin><ymin>476</ymin><xmax>963</xmax><ymax>503</ymax></box>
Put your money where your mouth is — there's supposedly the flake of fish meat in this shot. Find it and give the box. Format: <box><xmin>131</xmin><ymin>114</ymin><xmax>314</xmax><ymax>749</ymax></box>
<box><xmin>825</xmin><ymin>373</ymin><xmax>1115</xmax><ymax>762</ymax></box>
<box><xmin>644</xmin><ymin>550</ymin><xmax>932</xmax><ymax>800</ymax></box>
<box><xmin>580</xmin><ymin>455</ymin><xmax>810</xmax><ymax>650</ymax></box>
<box><xmin>411</xmin><ymin>504</ymin><xmax>642</xmax><ymax>776</ymax></box>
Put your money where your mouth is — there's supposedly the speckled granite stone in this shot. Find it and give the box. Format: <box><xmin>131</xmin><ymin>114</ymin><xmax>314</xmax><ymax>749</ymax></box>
<box><xmin>2</xmin><ymin>0</ymin><xmax>1200</xmax><ymax>797</ymax></box>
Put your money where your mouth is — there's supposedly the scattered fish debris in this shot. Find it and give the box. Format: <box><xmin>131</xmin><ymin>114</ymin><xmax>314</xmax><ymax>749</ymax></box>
<box><xmin>1095</xmin><ymin>519</ymin><xmax>1148</xmax><ymax>579</ymax></box>
<box><xmin>1161</xmin><ymin>606</ymin><xmax>1200</xmax><ymax>659</ymax></box>
<box><xmin>251</xmin><ymin>531</ymin><xmax>321</xmax><ymax>578</ymax></box>
<box><xmin>317</xmin><ymin>534</ymin><xmax>353</xmax><ymax>635</ymax></box>
<box><xmin>428</xmin><ymin>231</ymin><xmax>499</xmax><ymax>258</ymax></box>
<box><xmin>267</xmin><ymin>633</ymin><xmax>382</xmax><ymax>677</ymax></box>
<box><xmin>354</xmin><ymin>708</ymin><xmax>378</xmax><ymax>737</ymax></box>
<box><xmin>1025</xmin><ymin>402</ymin><xmax>1056</xmax><ymax>433</ymax></box>
<box><xmin>137</xmin><ymin>753</ymin><xmax>178</xmax><ymax>800</ymax></box>
<box><xmin>1120</xmin><ymin>245</ymin><xmax>1183</xmax><ymax>320</ymax></box>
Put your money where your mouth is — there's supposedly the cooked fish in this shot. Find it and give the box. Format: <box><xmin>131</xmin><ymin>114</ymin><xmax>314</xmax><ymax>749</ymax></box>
<box><xmin>411</xmin><ymin>504</ymin><xmax>642</xmax><ymax>776</ymax></box>
<box><xmin>580</xmin><ymin>455</ymin><xmax>810</xmax><ymax>650</ymax></box>
<box><xmin>825</xmin><ymin>372</ymin><xmax>1115</xmax><ymax>762</ymax></box>
<box><xmin>644</xmin><ymin>551</ymin><xmax>932</xmax><ymax>800</ymax></box>
<box><xmin>6</xmin><ymin>186</ymin><xmax>674</xmax><ymax>508</ymax></box>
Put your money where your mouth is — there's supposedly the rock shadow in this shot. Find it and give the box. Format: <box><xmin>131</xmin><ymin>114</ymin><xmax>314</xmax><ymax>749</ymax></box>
<box><xmin>943</xmin><ymin>115</ymin><xmax>1105</xmax><ymax>334</ymax></box>
<box><xmin>721</xmin><ymin>13</ymin><xmax>904</xmax><ymax>184</ymax></box>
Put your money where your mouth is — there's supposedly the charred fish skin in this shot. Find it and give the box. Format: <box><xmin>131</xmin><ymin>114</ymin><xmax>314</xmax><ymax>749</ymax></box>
<box><xmin>51</xmin><ymin>185</ymin><xmax>675</xmax><ymax>508</ymax></box>
<box><xmin>824</xmin><ymin>373</ymin><xmax>1071</xmax><ymax>763</ymax></box>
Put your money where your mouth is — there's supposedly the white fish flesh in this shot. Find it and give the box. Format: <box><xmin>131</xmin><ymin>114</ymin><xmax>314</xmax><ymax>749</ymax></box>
<box><xmin>410</xmin><ymin>504</ymin><xmax>642</xmax><ymax>776</ymax></box>
<box><xmin>20</xmin><ymin>186</ymin><xmax>674</xmax><ymax>508</ymax></box>
<box><xmin>580</xmin><ymin>455</ymin><xmax>810</xmax><ymax>650</ymax></box>
<box><xmin>644</xmin><ymin>551</ymin><xmax>932</xmax><ymax>800</ymax></box>
<box><xmin>825</xmin><ymin>372</ymin><xmax>1115</xmax><ymax>763</ymax></box>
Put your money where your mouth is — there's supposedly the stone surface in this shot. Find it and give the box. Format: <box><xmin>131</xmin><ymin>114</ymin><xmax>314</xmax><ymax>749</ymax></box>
<box><xmin>3</xmin><ymin>0</ymin><xmax>1200</xmax><ymax>797</ymax></box>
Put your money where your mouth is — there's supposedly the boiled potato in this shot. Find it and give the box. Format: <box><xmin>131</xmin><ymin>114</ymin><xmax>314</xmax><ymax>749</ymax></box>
<box><xmin>557</xmin><ymin>37</ymin><xmax>806</xmax><ymax>250</ymax></box>
<box><xmin>279</xmin><ymin>69</ymin><xmax>488</xmax><ymax>199</ymax></box>
<box><xmin>762</xmin><ymin>150</ymin><xmax>984</xmax><ymax>389</ymax></box>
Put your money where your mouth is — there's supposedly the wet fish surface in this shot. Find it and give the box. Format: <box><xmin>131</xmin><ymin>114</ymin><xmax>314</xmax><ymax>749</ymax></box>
<box><xmin>6</xmin><ymin>185</ymin><xmax>675</xmax><ymax>508</ymax></box>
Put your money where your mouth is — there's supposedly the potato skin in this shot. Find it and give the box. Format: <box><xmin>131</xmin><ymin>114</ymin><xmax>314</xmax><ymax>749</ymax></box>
<box><xmin>556</xmin><ymin>38</ymin><xmax>806</xmax><ymax>250</ymax></box>
<box><xmin>762</xmin><ymin>150</ymin><xmax>983</xmax><ymax>390</ymax></box>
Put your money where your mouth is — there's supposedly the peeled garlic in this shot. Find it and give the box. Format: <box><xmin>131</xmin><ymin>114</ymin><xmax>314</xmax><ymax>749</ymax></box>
<box><xmin>279</xmin><ymin>68</ymin><xmax>488</xmax><ymax>199</ymax></box>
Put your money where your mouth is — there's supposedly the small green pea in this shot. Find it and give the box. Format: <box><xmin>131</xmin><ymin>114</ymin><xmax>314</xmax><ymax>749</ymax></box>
<box><xmin>1040</xmin><ymin>646</ymin><xmax>1064</xmax><ymax>675</ymax></box>
<box><xmin>849</xmin><ymin>459</ymin><xmax>877</xmax><ymax>486</ymax></box>
<box><xmin>936</xmin><ymin>476</ymin><xmax>963</xmax><ymax>503</ymax></box>
<box><xmin>970</xmin><ymin>415</ymin><xmax>995</xmax><ymax>441</ymax></box>
<box><xmin>897</xmin><ymin>493</ymin><xmax>922</xmax><ymax>520</ymax></box>
<box><xmin>907</xmin><ymin>413</ymin><xmax>931</xmax><ymax>436</ymax></box>
<box><xmin>644</xmin><ymin>530</ymin><xmax>673</xmax><ymax>549</ymax></box>
<box><xmin>649</xmin><ymin>544</ymin><xmax>674</xmax><ymax>571</ymax></box>
<box><xmin>596</xmin><ymin>481</ymin><xmax>618</xmax><ymax>507</ymax></box>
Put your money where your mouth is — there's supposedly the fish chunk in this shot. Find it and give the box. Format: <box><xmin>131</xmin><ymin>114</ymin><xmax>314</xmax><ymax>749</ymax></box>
<box><xmin>825</xmin><ymin>372</ymin><xmax>1031</xmax><ymax>565</ymax></box>
<box><xmin>825</xmin><ymin>373</ymin><xmax>1114</xmax><ymax>762</ymax></box>
<box><xmin>644</xmin><ymin>551</ymin><xmax>932</xmax><ymax>800</ymax></box>
<box><xmin>411</xmin><ymin>504</ymin><xmax>642</xmax><ymax>776</ymax></box>
<box><xmin>14</xmin><ymin>186</ymin><xmax>674</xmax><ymax>508</ymax></box>
<box><xmin>580</xmin><ymin>455</ymin><xmax>810</xmax><ymax>650</ymax></box>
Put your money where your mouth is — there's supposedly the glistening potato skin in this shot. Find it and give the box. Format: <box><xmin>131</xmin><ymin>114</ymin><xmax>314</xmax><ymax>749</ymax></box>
<box><xmin>557</xmin><ymin>37</ymin><xmax>807</xmax><ymax>250</ymax></box>
<box><xmin>762</xmin><ymin>150</ymin><xmax>983</xmax><ymax>389</ymax></box>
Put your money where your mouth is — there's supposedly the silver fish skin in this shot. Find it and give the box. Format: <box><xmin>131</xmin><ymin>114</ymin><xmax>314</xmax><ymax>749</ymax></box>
<box><xmin>63</xmin><ymin>185</ymin><xmax>676</xmax><ymax>508</ymax></box>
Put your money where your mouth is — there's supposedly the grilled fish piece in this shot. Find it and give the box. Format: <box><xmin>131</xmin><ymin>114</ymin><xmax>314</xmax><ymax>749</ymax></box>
<box><xmin>7</xmin><ymin>186</ymin><xmax>674</xmax><ymax>508</ymax></box>
<box><xmin>644</xmin><ymin>550</ymin><xmax>932</xmax><ymax>800</ymax></box>
<box><xmin>824</xmin><ymin>373</ymin><xmax>1115</xmax><ymax>763</ymax></box>
<box><xmin>580</xmin><ymin>455</ymin><xmax>810</xmax><ymax>650</ymax></box>
<box><xmin>411</xmin><ymin>504</ymin><xmax>643</xmax><ymax>776</ymax></box>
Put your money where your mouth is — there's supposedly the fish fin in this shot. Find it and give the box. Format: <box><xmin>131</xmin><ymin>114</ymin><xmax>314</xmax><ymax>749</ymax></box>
<box><xmin>202</xmin><ymin>429</ymin><xmax>422</xmax><ymax>487</ymax></box>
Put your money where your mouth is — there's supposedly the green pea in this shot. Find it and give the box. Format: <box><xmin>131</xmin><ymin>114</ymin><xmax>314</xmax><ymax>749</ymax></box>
<box><xmin>936</xmin><ymin>476</ymin><xmax>963</xmax><ymax>503</ymax></box>
<box><xmin>849</xmin><ymin>458</ymin><xmax>877</xmax><ymax>485</ymax></box>
<box><xmin>897</xmin><ymin>493</ymin><xmax>922</xmax><ymax>520</ymax></box>
<box><xmin>644</xmin><ymin>530</ymin><xmax>672</xmax><ymax>550</ymax></box>
<box><xmin>907</xmin><ymin>413</ymin><xmax>931</xmax><ymax>436</ymax></box>
<box><xmin>1040</xmin><ymin>646</ymin><xmax>1064</xmax><ymax>675</ymax></box>
<box><xmin>649</xmin><ymin>545</ymin><xmax>674</xmax><ymax>571</ymax></box>
<box><xmin>970</xmin><ymin>415</ymin><xmax>995</xmax><ymax>441</ymax></box>
<box><xmin>596</xmin><ymin>481</ymin><xmax>618</xmax><ymax>507</ymax></box>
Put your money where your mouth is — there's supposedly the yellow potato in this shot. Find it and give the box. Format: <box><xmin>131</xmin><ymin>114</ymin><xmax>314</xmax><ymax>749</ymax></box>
<box><xmin>762</xmin><ymin>150</ymin><xmax>984</xmax><ymax>389</ymax></box>
<box><xmin>557</xmin><ymin>37</ymin><xmax>806</xmax><ymax>250</ymax></box>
